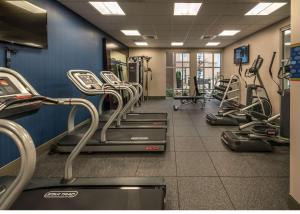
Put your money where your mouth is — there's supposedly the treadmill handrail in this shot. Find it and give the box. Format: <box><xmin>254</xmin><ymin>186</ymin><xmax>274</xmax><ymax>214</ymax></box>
<box><xmin>0</xmin><ymin>95</ymin><xmax>47</xmax><ymax>113</ymax></box>
<box><xmin>117</xmin><ymin>84</ymin><xmax>135</xmax><ymax>124</ymax></box>
<box><xmin>129</xmin><ymin>83</ymin><xmax>143</xmax><ymax>112</ymax></box>
<box><xmin>99</xmin><ymin>71</ymin><xmax>137</xmax><ymax>125</ymax></box>
<box><xmin>46</xmin><ymin>98</ymin><xmax>99</xmax><ymax>182</ymax></box>
<box><xmin>99</xmin><ymin>71</ymin><xmax>143</xmax><ymax>113</ymax></box>
<box><xmin>0</xmin><ymin>119</ymin><xmax>36</xmax><ymax>210</ymax></box>
<box><xmin>67</xmin><ymin>70</ymin><xmax>124</xmax><ymax>141</ymax></box>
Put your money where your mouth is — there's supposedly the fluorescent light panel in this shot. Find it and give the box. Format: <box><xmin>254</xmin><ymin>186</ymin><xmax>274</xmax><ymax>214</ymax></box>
<box><xmin>174</xmin><ymin>3</ymin><xmax>202</xmax><ymax>16</ymax></box>
<box><xmin>6</xmin><ymin>1</ymin><xmax>46</xmax><ymax>13</ymax></box>
<box><xmin>135</xmin><ymin>42</ymin><xmax>148</xmax><ymax>46</ymax></box>
<box><xmin>89</xmin><ymin>1</ymin><xmax>125</xmax><ymax>15</ymax></box>
<box><xmin>219</xmin><ymin>30</ymin><xmax>240</xmax><ymax>36</ymax></box>
<box><xmin>171</xmin><ymin>42</ymin><xmax>184</xmax><ymax>46</ymax></box>
<box><xmin>285</xmin><ymin>42</ymin><xmax>291</xmax><ymax>46</ymax></box>
<box><xmin>206</xmin><ymin>42</ymin><xmax>220</xmax><ymax>46</ymax></box>
<box><xmin>245</xmin><ymin>2</ymin><xmax>287</xmax><ymax>16</ymax></box>
<box><xmin>121</xmin><ymin>30</ymin><xmax>141</xmax><ymax>36</ymax></box>
<box><xmin>106</xmin><ymin>43</ymin><xmax>118</xmax><ymax>49</ymax></box>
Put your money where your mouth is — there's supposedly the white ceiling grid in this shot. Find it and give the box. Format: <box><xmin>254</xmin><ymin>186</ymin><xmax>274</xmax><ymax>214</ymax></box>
<box><xmin>58</xmin><ymin>0</ymin><xmax>290</xmax><ymax>48</ymax></box>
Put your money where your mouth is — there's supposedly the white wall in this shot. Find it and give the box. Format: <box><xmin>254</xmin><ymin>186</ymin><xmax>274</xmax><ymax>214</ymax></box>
<box><xmin>129</xmin><ymin>49</ymin><xmax>166</xmax><ymax>97</ymax></box>
<box><xmin>222</xmin><ymin>18</ymin><xmax>290</xmax><ymax>114</ymax></box>
<box><xmin>290</xmin><ymin>0</ymin><xmax>300</xmax><ymax>205</ymax></box>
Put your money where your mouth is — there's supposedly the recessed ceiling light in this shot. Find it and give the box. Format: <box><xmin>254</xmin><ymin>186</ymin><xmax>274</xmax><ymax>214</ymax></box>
<box><xmin>89</xmin><ymin>1</ymin><xmax>125</xmax><ymax>15</ymax></box>
<box><xmin>171</xmin><ymin>42</ymin><xmax>184</xmax><ymax>46</ymax></box>
<box><xmin>106</xmin><ymin>43</ymin><xmax>118</xmax><ymax>49</ymax></box>
<box><xmin>219</xmin><ymin>30</ymin><xmax>240</xmax><ymax>36</ymax></box>
<box><xmin>174</xmin><ymin>3</ymin><xmax>202</xmax><ymax>16</ymax></box>
<box><xmin>284</xmin><ymin>30</ymin><xmax>291</xmax><ymax>35</ymax></box>
<box><xmin>121</xmin><ymin>30</ymin><xmax>141</xmax><ymax>36</ymax></box>
<box><xmin>245</xmin><ymin>2</ymin><xmax>287</xmax><ymax>16</ymax></box>
<box><xmin>206</xmin><ymin>42</ymin><xmax>220</xmax><ymax>46</ymax></box>
<box><xmin>135</xmin><ymin>42</ymin><xmax>148</xmax><ymax>46</ymax></box>
<box><xmin>285</xmin><ymin>42</ymin><xmax>291</xmax><ymax>46</ymax></box>
<box><xmin>6</xmin><ymin>1</ymin><xmax>46</xmax><ymax>13</ymax></box>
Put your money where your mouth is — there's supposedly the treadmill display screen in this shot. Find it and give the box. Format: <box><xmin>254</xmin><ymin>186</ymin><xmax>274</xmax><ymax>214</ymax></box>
<box><xmin>77</xmin><ymin>74</ymin><xmax>102</xmax><ymax>89</ymax></box>
<box><xmin>78</xmin><ymin>74</ymin><xmax>98</xmax><ymax>84</ymax></box>
<box><xmin>106</xmin><ymin>74</ymin><xmax>120</xmax><ymax>82</ymax></box>
<box><xmin>0</xmin><ymin>77</ymin><xmax>21</xmax><ymax>96</ymax></box>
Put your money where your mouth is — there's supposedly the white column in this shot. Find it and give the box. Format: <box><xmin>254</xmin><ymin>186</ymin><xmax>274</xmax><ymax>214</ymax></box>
<box><xmin>290</xmin><ymin>0</ymin><xmax>300</xmax><ymax>205</ymax></box>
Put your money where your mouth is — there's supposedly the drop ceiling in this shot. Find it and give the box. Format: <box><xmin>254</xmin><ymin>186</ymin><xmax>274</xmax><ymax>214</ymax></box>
<box><xmin>58</xmin><ymin>0</ymin><xmax>291</xmax><ymax>48</ymax></box>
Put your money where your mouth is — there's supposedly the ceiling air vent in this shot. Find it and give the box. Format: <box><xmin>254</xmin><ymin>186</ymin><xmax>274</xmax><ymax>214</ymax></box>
<box><xmin>200</xmin><ymin>35</ymin><xmax>217</xmax><ymax>40</ymax></box>
<box><xmin>142</xmin><ymin>35</ymin><xmax>158</xmax><ymax>40</ymax></box>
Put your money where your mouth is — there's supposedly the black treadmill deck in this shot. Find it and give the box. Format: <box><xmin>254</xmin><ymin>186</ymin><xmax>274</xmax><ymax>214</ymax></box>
<box><xmin>125</xmin><ymin>112</ymin><xmax>168</xmax><ymax>122</ymax></box>
<box><xmin>55</xmin><ymin>125</ymin><xmax>167</xmax><ymax>153</ymax></box>
<box><xmin>2</xmin><ymin>177</ymin><xmax>166</xmax><ymax>210</ymax></box>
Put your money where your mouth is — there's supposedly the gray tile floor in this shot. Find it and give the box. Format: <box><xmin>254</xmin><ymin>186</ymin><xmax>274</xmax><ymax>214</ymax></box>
<box><xmin>35</xmin><ymin>98</ymin><xmax>290</xmax><ymax>210</ymax></box>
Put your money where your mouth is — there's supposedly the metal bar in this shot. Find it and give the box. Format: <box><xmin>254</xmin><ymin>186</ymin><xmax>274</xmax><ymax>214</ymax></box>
<box><xmin>0</xmin><ymin>120</ymin><xmax>36</xmax><ymax>210</ymax></box>
<box><xmin>46</xmin><ymin>98</ymin><xmax>99</xmax><ymax>182</ymax></box>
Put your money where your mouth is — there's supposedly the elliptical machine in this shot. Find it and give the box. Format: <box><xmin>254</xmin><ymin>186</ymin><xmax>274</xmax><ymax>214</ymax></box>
<box><xmin>206</xmin><ymin>55</ymin><xmax>272</xmax><ymax>126</ymax></box>
<box><xmin>221</xmin><ymin>52</ymin><xmax>289</xmax><ymax>152</ymax></box>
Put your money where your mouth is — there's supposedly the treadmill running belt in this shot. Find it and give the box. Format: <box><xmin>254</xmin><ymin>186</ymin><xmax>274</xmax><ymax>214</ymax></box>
<box><xmin>72</xmin><ymin>124</ymin><xmax>166</xmax><ymax>142</ymax></box>
<box><xmin>126</xmin><ymin>113</ymin><xmax>167</xmax><ymax>120</ymax></box>
<box><xmin>11</xmin><ymin>187</ymin><xmax>165</xmax><ymax>210</ymax></box>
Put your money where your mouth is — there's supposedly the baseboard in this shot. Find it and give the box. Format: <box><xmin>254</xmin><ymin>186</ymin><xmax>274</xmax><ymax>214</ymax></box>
<box><xmin>288</xmin><ymin>194</ymin><xmax>300</xmax><ymax>210</ymax></box>
<box><xmin>0</xmin><ymin>119</ymin><xmax>90</xmax><ymax>176</ymax></box>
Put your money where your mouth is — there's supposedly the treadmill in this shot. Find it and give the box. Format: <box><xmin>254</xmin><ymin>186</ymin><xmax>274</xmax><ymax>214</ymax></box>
<box><xmin>0</xmin><ymin>67</ymin><xmax>166</xmax><ymax>210</ymax></box>
<box><xmin>100</xmin><ymin>71</ymin><xmax>168</xmax><ymax>122</ymax></box>
<box><xmin>97</xmin><ymin>73</ymin><xmax>167</xmax><ymax>128</ymax></box>
<box><xmin>54</xmin><ymin>70</ymin><xmax>167</xmax><ymax>153</ymax></box>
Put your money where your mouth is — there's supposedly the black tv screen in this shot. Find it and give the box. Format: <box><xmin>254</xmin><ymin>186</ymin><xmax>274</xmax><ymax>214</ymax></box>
<box><xmin>234</xmin><ymin>45</ymin><xmax>249</xmax><ymax>64</ymax></box>
<box><xmin>0</xmin><ymin>1</ymin><xmax>47</xmax><ymax>48</ymax></box>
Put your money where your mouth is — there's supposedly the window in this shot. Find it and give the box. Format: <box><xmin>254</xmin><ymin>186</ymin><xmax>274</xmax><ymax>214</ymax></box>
<box><xmin>166</xmin><ymin>52</ymin><xmax>191</xmax><ymax>97</ymax></box>
<box><xmin>196</xmin><ymin>52</ymin><xmax>221</xmax><ymax>90</ymax></box>
<box><xmin>175</xmin><ymin>53</ymin><xmax>190</xmax><ymax>96</ymax></box>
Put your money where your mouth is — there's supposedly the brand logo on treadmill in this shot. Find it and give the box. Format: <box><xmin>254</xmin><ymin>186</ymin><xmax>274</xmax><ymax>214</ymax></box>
<box><xmin>44</xmin><ymin>191</ymin><xmax>78</xmax><ymax>199</ymax></box>
<box><xmin>144</xmin><ymin>146</ymin><xmax>160</xmax><ymax>151</ymax></box>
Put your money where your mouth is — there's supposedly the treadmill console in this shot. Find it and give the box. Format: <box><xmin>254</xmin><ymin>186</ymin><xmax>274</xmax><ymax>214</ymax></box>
<box><xmin>0</xmin><ymin>72</ymin><xmax>42</xmax><ymax>119</ymax></box>
<box><xmin>101</xmin><ymin>72</ymin><xmax>122</xmax><ymax>86</ymax></box>
<box><xmin>0</xmin><ymin>77</ymin><xmax>21</xmax><ymax>99</ymax></box>
<box><xmin>73</xmin><ymin>72</ymin><xmax>103</xmax><ymax>90</ymax></box>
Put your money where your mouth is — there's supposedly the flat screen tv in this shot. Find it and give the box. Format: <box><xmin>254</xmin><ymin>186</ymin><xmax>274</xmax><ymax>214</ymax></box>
<box><xmin>0</xmin><ymin>1</ymin><xmax>47</xmax><ymax>48</ymax></box>
<box><xmin>234</xmin><ymin>45</ymin><xmax>249</xmax><ymax>64</ymax></box>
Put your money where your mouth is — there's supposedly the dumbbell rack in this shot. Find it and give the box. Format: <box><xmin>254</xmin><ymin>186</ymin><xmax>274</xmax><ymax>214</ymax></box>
<box><xmin>212</xmin><ymin>74</ymin><xmax>241</xmax><ymax>109</ymax></box>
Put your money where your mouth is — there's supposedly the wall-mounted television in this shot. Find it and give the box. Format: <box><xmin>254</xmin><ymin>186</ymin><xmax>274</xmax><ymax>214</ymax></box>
<box><xmin>234</xmin><ymin>45</ymin><xmax>249</xmax><ymax>64</ymax></box>
<box><xmin>0</xmin><ymin>1</ymin><xmax>47</xmax><ymax>48</ymax></box>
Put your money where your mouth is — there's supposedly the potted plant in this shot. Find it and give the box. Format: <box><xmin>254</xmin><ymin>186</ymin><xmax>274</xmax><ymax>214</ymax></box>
<box><xmin>176</xmin><ymin>71</ymin><xmax>182</xmax><ymax>88</ymax></box>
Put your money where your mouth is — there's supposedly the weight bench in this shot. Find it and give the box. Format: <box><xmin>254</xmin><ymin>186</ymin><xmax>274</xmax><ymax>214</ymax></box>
<box><xmin>173</xmin><ymin>76</ymin><xmax>206</xmax><ymax>111</ymax></box>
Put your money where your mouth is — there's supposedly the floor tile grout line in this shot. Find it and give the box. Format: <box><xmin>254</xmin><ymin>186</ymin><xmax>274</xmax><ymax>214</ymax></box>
<box><xmin>206</xmin><ymin>151</ymin><xmax>236</xmax><ymax>210</ymax></box>
<box><xmin>171</xmin><ymin>108</ymin><xmax>182</xmax><ymax>210</ymax></box>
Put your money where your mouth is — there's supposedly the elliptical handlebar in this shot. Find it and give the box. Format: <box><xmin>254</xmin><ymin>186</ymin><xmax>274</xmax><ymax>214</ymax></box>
<box><xmin>237</xmin><ymin>58</ymin><xmax>247</xmax><ymax>88</ymax></box>
<box><xmin>268</xmin><ymin>52</ymin><xmax>281</xmax><ymax>94</ymax></box>
<box><xmin>244</xmin><ymin>55</ymin><xmax>264</xmax><ymax>78</ymax></box>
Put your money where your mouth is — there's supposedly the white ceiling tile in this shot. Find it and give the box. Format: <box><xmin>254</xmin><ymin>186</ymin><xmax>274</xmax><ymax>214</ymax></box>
<box><xmin>58</xmin><ymin>0</ymin><xmax>291</xmax><ymax>48</ymax></box>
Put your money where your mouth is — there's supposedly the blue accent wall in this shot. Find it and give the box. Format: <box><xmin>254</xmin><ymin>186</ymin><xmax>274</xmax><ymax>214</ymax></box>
<box><xmin>0</xmin><ymin>0</ymin><xmax>127</xmax><ymax>167</ymax></box>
